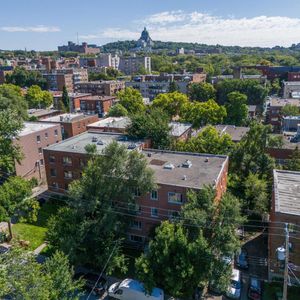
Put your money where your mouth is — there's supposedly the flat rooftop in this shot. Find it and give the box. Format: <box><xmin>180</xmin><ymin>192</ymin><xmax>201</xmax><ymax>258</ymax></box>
<box><xmin>270</xmin><ymin>98</ymin><xmax>300</xmax><ymax>107</ymax></box>
<box><xmin>28</xmin><ymin>108</ymin><xmax>59</xmax><ymax>118</ymax></box>
<box><xmin>88</xmin><ymin>117</ymin><xmax>131</xmax><ymax>129</ymax></box>
<box><xmin>41</xmin><ymin>113</ymin><xmax>97</xmax><ymax>123</ymax></box>
<box><xmin>81</xmin><ymin>95</ymin><xmax>117</xmax><ymax>101</ymax></box>
<box><xmin>284</xmin><ymin>81</ymin><xmax>300</xmax><ymax>86</ymax></box>
<box><xmin>19</xmin><ymin>122</ymin><xmax>59</xmax><ymax>136</ymax></box>
<box><xmin>44</xmin><ymin>132</ymin><xmax>228</xmax><ymax>189</ymax></box>
<box><xmin>273</xmin><ymin>170</ymin><xmax>300</xmax><ymax>216</ymax></box>
<box><xmin>248</xmin><ymin>105</ymin><xmax>257</xmax><ymax>112</ymax></box>
<box><xmin>44</xmin><ymin>132</ymin><xmax>144</xmax><ymax>154</ymax></box>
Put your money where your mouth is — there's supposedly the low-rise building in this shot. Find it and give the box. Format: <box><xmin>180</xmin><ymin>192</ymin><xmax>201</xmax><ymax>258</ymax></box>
<box><xmin>169</xmin><ymin>122</ymin><xmax>192</xmax><ymax>142</ymax></box>
<box><xmin>43</xmin><ymin>73</ymin><xmax>74</xmax><ymax>92</ymax></box>
<box><xmin>119</xmin><ymin>56</ymin><xmax>151</xmax><ymax>75</ymax></box>
<box><xmin>41</xmin><ymin>113</ymin><xmax>99</xmax><ymax>139</ymax></box>
<box><xmin>266</xmin><ymin>98</ymin><xmax>300</xmax><ymax>131</ymax></box>
<box><xmin>44</xmin><ymin>132</ymin><xmax>228</xmax><ymax>240</ymax></box>
<box><xmin>14</xmin><ymin>122</ymin><xmax>62</xmax><ymax>183</ymax></box>
<box><xmin>75</xmin><ymin>81</ymin><xmax>125</xmax><ymax>96</ymax></box>
<box><xmin>79</xmin><ymin>95</ymin><xmax>117</xmax><ymax>116</ymax></box>
<box><xmin>126</xmin><ymin>73</ymin><xmax>206</xmax><ymax>100</ymax></box>
<box><xmin>248</xmin><ymin>105</ymin><xmax>258</xmax><ymax>119</ymax></box>
<box><xmin>283</xmin><ymin>81</ymin><xmax>300</xmax><ymax>98</ymax></box>
<box><xmin>87</xmin><ymin>117</ymin><xmax>131</xmax><ymax>133</ymax></box>
<box><xmin>52</xmin><ymin>92</ymin><xmax>92</xmax><ymax>112</ymax></box>
<box><xmin>269</xmin><ymin>170</ymin><xmax>300</xmax><ymax>280</ymax></box>
<box><xmin>27</xmin><ymin>109</ymin><xmax>61</xmax><ymax>120</ymax></box>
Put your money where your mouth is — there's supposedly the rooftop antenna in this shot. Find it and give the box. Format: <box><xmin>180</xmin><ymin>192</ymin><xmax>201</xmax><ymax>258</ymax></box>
<box><xmin>77</xmin><ymin>32</ymin><xmax>79</xmax><ymax>45</ymax></box>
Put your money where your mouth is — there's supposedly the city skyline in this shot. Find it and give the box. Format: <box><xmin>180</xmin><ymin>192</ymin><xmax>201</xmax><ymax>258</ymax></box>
<box><xmin>1</xmin><ymin>0</ymin><xmax>300</xmax><ymax>50</ymax></box>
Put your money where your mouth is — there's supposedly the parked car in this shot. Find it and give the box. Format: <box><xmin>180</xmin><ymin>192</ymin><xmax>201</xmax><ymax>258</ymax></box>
<box><xmin>108</xmin><ymin>278</ymin><xmax>164</xmax><ymax>300</ymax></box>
<box><xmin>226</xmin><ymin>268</ymin><xmax>241</xmax><ymax>299</ymax></box>
<box><xmin>74</xmin><ymin>272</ymin><xmax>107</xmax><ymax>296</ymax></box>
<box><xmin>236</xmin><ymin>249</ymin><xmax>249</xmax><ymax>269</ymax></box>
<box><xmin>248</xmin><ymin>277</ymin><xmax>262</xmax><ymax>300</ymax></box>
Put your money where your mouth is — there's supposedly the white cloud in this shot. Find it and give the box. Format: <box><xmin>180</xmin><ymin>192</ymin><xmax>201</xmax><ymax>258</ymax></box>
<box><xmin>81</xmin><ymin>11</ymin><xmax>300</xmax><ymax>47</ymax></box>
<box><xmin>1</xmin><ymin>25</ymin><xmax>60</xmax><ymax>33</ymax></box>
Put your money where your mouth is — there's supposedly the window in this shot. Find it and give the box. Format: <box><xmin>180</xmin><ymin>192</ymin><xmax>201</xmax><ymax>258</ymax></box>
<box><xmin>130</xmin><ymin>220</ymin><xmax>142</xmax><ymax>230</ymax></box>
<box><xmin>50</xmin><ymin>168</ymin><xmax>56</xmax><ymax>177</ymax></box>
<box><xmin>40</xmin><ymin>159</ymin><xmax>44</xmax><ymax>166</ymax></box>
<box><xmin>49</xmin><ymin>155</ymin><xmax>55</xmax><ymax>163</ymax></box>
<box><xmin>79</xmin><ymin>158</ymin><xmax>86</xmax><ymax>168</ymax></box>
<box><xmin>63</xmin><ymin>156</ymin><xmax>72</xmax><ymax>165</ymax></box>
<box><xmin>54</xmin><ymin>129</ymin><xmax>58</xmax><ymax>136</ymax></box>
<box><xmin>38</xmin><ymin>147</ymin><xmax>42</xmax><ymax>155</ymax></box>
<box><xmin>151</xmin><ymin>190</ymin><xmax>158</xmax><ymax>200</ymax></box>
<box><xmin>133</xmin><ymin>187</ymin><xmax>141</xmax><ymax>197</ymax></box>
<box><xmin>45</xmin><ymin>132</ymin><xmax>48</xmax><ymax>139</ymax></box>
<box><xmin>36</xmin><ymin>135</ymin><xmax>41</xmax><ymax>143</ymax></box>
<box><xmin>64</xmin><ymin>183</ymin><xmax>69</xmax><ymax>191</ymax></box>
<box><xmin>168</xmin><ymin>192</ymin><xmax>183</xmax><ymax>204</ymax></box>
<box><xmin>130</xmin><ymin>235</ymin><xmax>143</xmax><ymax>243</ymax></box>
<box><xmin>168</xmin><ymin>210</ymin><xmax>180</xmax><ymax>220</ymax></box>
<box><xmin>151</xmin><ymin>207</ymin><xmax>158</xmax><ymax>218</ymax></box>
<box><xmin>64</xmin><ymin>170</ymin><xmax>73</xmax><ymax>179</ymax></box>
<box><xmin>128</xmin><ymin>203</ymin><xmax>142</xmax><ymax>215</ymax></box>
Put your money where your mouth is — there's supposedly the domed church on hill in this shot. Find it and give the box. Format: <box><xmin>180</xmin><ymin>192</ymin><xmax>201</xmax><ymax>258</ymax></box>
<box><xmin>136</xmin><ymin>27</ymin><xmax>154</xmax><ymax>50</ymax></box>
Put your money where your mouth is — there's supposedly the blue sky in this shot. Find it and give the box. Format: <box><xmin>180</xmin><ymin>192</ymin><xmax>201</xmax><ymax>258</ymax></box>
<box><xmin>1</xmin><ymin>0</ymin><xmax>300</xmax><ymax>50</ymax></box>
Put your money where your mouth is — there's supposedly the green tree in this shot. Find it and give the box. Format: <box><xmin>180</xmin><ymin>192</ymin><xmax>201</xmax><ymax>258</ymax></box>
<box><xmin>107</xmin><ymin>103</ymin><xmax>128</xmax><ymax>117</ymax></box>
<box><xmin>270</xmin><ymin>78</ymin><xmax>281</xmax><ymax>96</ymax></box>
<box><xmin>136</xmin><ymin>187</ymin><xmax>243</xmax><ymax>297</ymax></box>
<box><xmin>47</xmin><ymin>142</ymin><xmax>155</xmax><ymax>271</ymax></box>
<box><xmin>168</xmin><ymin>81</ymin><xmax>179</xmax><ymax>92</ymax></box>
<box><xmin>225</xmin><ymin>92</ymin><xmax>248</xmax><ymax>126</ymax></box>
<box><xmin>182</xmin><ymin>99</ymin><xmax>227</xmax><ymax>128</ymax></box>
<box><xmin>0</xmin><ymin>247</ymin><xmax>83</xmax><ymax>300</ymax></box>
<box><xmin>188</xmin><ymin>82</ymin><xmax>216</xmax><ymax>101</ymax></box>
<box><xmin>152</xmin><ymin>92</ymin><xmax>189</xmax><ymax>119</ymax></box>
<box><xmin>0</xmin><ymin>109</ymin><xmax>24</xmax><ymax>177</ymax></box>
<box><xmin>285</xmin><ymin>147</ymin><xmax>300</xmax><ymax>171</ymax></box>
<box><xmin>0</xmin><ymin>84</ymin><xmax>28</xmax><ymax>119</ymax></box>
<box><xmin>0</xmin><ymin>176</ymin><xmax>39</xmax><ymax>240</ymax></box>
<box><xmin>175</xmin><ymin>125</ymin><xmax>234</xmax><ymax>155</ymax></box>
<box><xmin>127</xmin><ymin>108</ymin><xmax>171</xmax><ymax>149</ymax></box>
<box><xmin>25</xmin><ymin>85</ymin><xmax>53</xmax><ymax>109</ymax></box>
<box><xmin>281</xmin><ymin>104</ymin><xmax>300</xmax><ymax>116</ymax></box>
<box><xmin>117</xmin><ymin>87</ymin><xmax>145</xmax><ymax>114</ymax></box>
<box><xmin>267</xmin><ymin>135</ymin><xmax>284</xmax><ymax>149</ymax></box>
<box><xmin>61</xmin><ymin>85</ymin><xmax>70</xmax><ymax>112</ymax></box>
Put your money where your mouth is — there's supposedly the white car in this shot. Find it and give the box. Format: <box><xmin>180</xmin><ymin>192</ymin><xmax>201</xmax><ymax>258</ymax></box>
<box><xmin>226</xmin><ymin>268</ymin><xmax>241</xmax><ymax>299</ymax></box>
<box><xmin>108</xmin><ymin>278</ymin><xmax>164</xmax><ymax>300</ymax></box>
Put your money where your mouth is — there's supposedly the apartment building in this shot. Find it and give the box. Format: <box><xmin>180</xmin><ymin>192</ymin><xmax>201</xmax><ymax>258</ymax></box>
<box><xmin>52</xmin><ymin>92</ymin><xmax>92</xmax><ymax>112</ymax></box>
<box><xmin>43</xmin><ymin>132</ymin><xmax>229</xmax><ymax>241</ymax></box>
<box><xmin>75</xmin><ymin>80</ymin><xmax>125</xmax><ymax>96</ymax></box>
<box><xmin>43</xmin><ymin>73</ymin><xmax>74</xmax><ymax>92</ymax></box>
<box><xmin>27</xmin><ymin>108</ymin><xmax>61</xmax><ymax>120</ymax></box>
<box><xmin>283</xmin><ymin>81</ymin><xmax>300</xmax><ymax>98</ymax></box>
<box><xmin>269</xmin><ymin>170</ymin><xmax>300</xmax><ymax>280</ymax></box>
<box><xmin>79</xmin><ymin>54</ymin><xmax>120</xmax><ymax>69</ymax></box>
<box><xmin>79</xmin><ymin>95</ymin><xmax>117</xmax><ymax>116</ymax></box>
<box><xmin>58</xmin><ymin>41</ymin><xmax>100</xmax><ymax>54</ymax></box>
<box><xmin>41</xmin><ymin>113</ymin><xmax>99</xmax><ymax>139</ymax></box>
<box><xmin>119</xmin><ymin>56</ymin><xmax>151</xmax><ymax>75</ymax></box>
<box><xmin>126</xmin><ymin>72</ymin><xmax>206</xmax><ymax>100</ymax></box>
<box><xmin>266</xmin><ymin>98</ymin><xmax>300</xmax><ymax>131</ymax></box>
<box><xmin>14</xmin><ymin>122</ymin><xmax>62</xmax><ymax>183</ymax></box>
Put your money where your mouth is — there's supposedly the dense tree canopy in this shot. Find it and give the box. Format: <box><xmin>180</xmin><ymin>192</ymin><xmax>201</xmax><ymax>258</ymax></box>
<box><xmin>47</xmin><ymin>142</ymin><xmax>155</xmax><ymax>271</ymax></box>
<box><xmin>25</xmin><ymin>85</ymin><xmax>53</xmax><ymax>109</ymax></box>
<box><xmin>0</xmin><ymin>248</ymin><xmax>83</xmax><ymax>300</ymax></box>
<box><xmin>225</xmin><ymin>92</ymin><xmax>249</xmax><ymax>126</ymax></box>
<box><xmin>107</xmin><ymin>103</ymin><xmax>129</xmax><ymax>117</ymax></box>
<box><xmin>281</xmin><ymin>104</ymin><xmax>300</xmax><ymax>116</ymax></box>
<box><xmin>127</xmin><ymin>108</ymin><xmax>171</xmax><ymax>149</ymax></box>
<box><xmin>152</xmin><ymin>92</ymin><xmax>189</xmax><ymax>119</ymax></box>
<box><xmin>182</xmin><ymin>99</ymin><xmax>227</xmax><ymax>128</ymax></box>
<box><xmin>117</xmin><ymin>87</ymin><xmax>145</xmax><ymax>115</ymax></box>
<box><xmin>175</xmin><ymin>125</ymin><xmax>234</xmax><ymax>155</ymax></box>
<box><xmin>188</xmin><ymin>82</ymin><xmax>216</xmax><ymax>101</ymax></box>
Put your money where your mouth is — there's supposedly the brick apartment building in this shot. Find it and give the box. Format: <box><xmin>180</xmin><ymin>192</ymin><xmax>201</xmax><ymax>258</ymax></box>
<box><xmin>43</xmin><ymin>73</ymin><xmax>74</xmax><ymax>92</ymax></box>
<box><xmin>266</xmin><ymin>98</ymin><xmax>300</xmax><ymax>132</ymax></box>
<box><xmin>58</xmin><ymin>41</ymin><xmax>100</xmax><ymax>54</ymax></box>
<box><xmin>14</xmin><ymin>122</ymin><xmax>62</xmax><ymax>183</ymax></box>
<box><xmin>41</xmin><ymin>113</ymin><xmax>99</xmax><ymax>139</ymax></box>
<box><xmin>118</xmin><ymin>56</ymin><xmax>151</xmax><ymax>75</ymax></box>
<box><xmin>52</xmin><ymin>92</ymin><xmax>92</xmax><ymax>112</ymax></box>
<box><xmin>268</xmin><ymin>170</ymin><xmax>300</xmax><ymax>280</ymax></box>
<box><xmin>79</xmin><ymin>95</ymin><xmax>117</xmax><ymax>116</ymax></box>
<box><xmin>75</xmin><ymin>80</ymin><xmax>125</xmax><ymax>96</ymax></box>
<box><xmin>43</xmin><ymin>132</ymin><xmax>229</xmax><ymax>241</ymax></box>
<box><xmin>27</xmin><ymin>108</ymin><xmax>61</xmax><ymax>120</ymax></box>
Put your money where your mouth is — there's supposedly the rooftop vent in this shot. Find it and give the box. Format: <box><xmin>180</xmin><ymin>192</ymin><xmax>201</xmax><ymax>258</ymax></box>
<box><xmin>182</xmin><ymin>175</ymin><xmax>187</xmax><ymax>180</ymax></box>
<box><xmin>205</xmin><ymin>158</ymin><xmax>209</xmax><ymax>162</ymax></box>
<box><xmin>92</xmin><ymin>136</ymin><xmax>97</xmax><ymax>142</ymax></box>
<box><xmin>164</xmin><ymin>163</ymin><xmax>175</xmax><ymax>170</ymax></box>
<box><xmin>97</xmin><ymin>140</ymin><xmax>104</xmax><ymax>145</ymax></box>
<box><xmin>182</xmin><ymin>159</ymin><xmax>192</xmax><ymax>168</ymax></box>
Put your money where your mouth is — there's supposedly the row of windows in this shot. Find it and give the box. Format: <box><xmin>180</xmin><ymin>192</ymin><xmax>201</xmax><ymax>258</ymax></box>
<box><xmin>36</xmin><ymin>130</ymin><xmax>58</xmax><ymax>143</ymax></box>
<box><xmin>49</xmin><ymin>155</ymin><xmax>86</xmax><ymax>167</ymax></box>
<box><xmin>134</xmin><ymin>189</ymin><xmax>182</xmax><ymax>204</ymax></box>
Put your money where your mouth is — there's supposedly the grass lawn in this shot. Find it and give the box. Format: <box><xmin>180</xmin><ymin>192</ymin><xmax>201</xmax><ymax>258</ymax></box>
<box><xmin>11</xmin><ymin>199</ymin><xmax>64</xmax><ymax>251</ymax></box>
<box><xmin>263</xmin><ymin>282</ymin><xmax>300</xmax><ymax>300</ymax></box>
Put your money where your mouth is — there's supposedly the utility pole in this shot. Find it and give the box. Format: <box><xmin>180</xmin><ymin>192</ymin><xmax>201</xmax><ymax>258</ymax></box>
<box><xmin>283</xmin><ymin>223</ymin><xmax>289</xmax><ymax>300</ymax></box>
